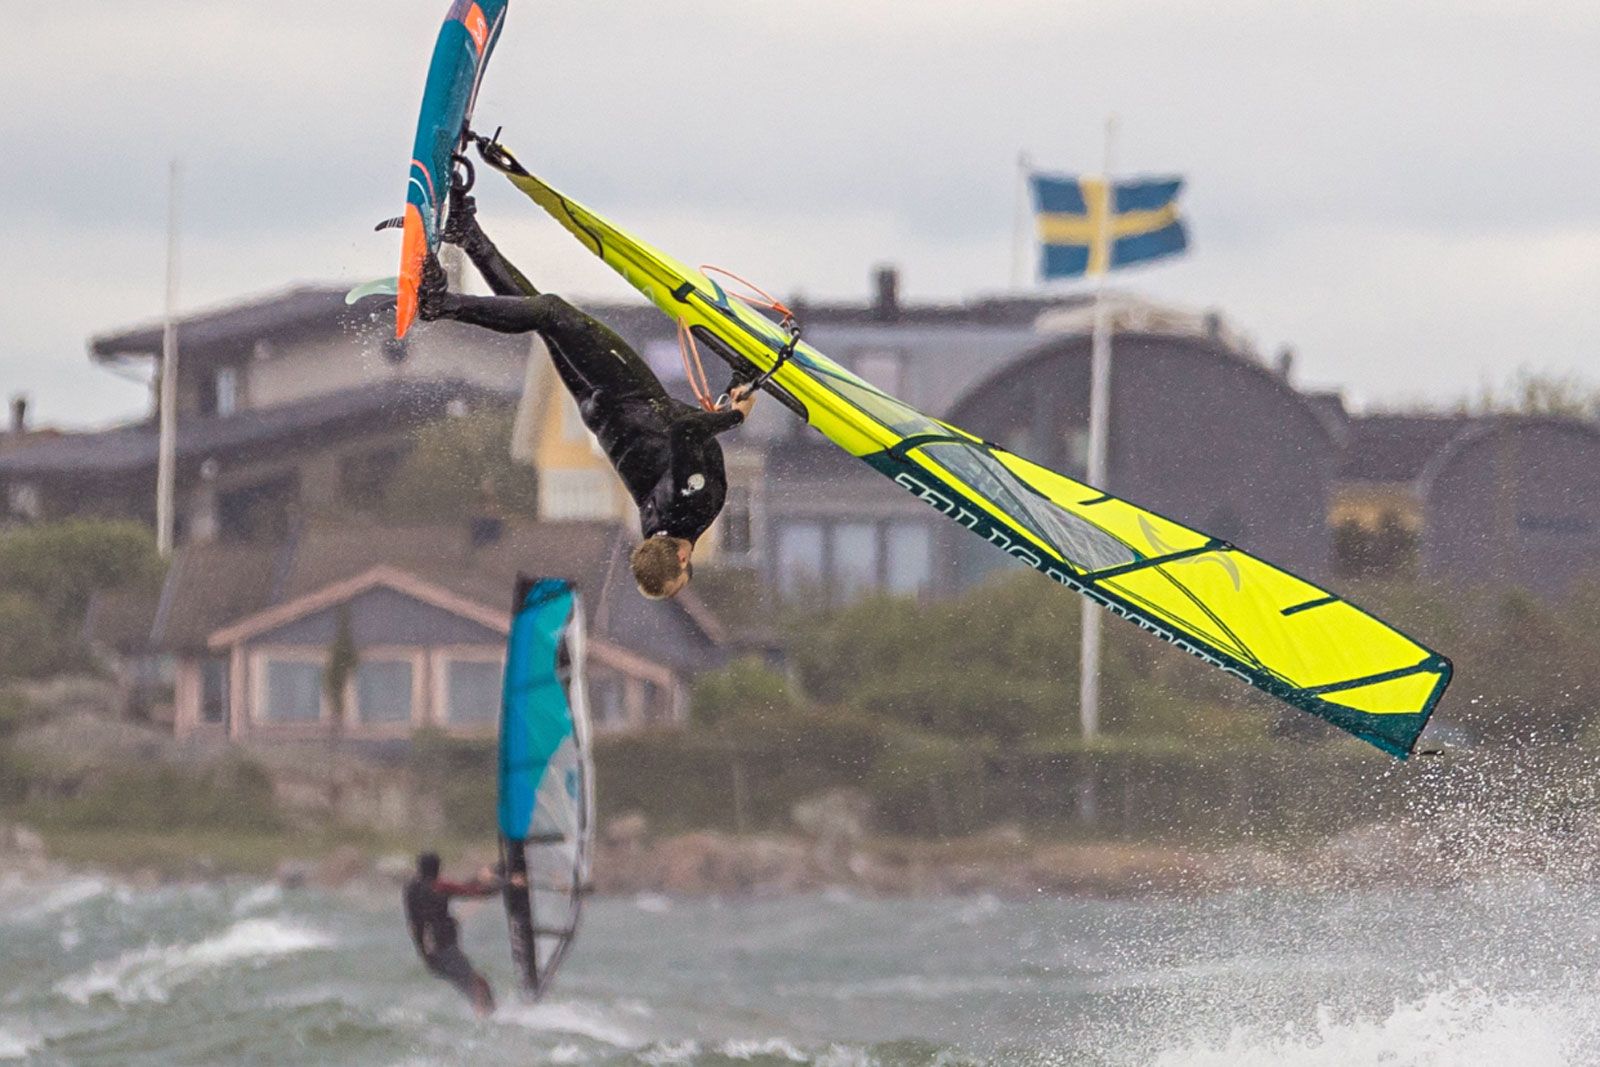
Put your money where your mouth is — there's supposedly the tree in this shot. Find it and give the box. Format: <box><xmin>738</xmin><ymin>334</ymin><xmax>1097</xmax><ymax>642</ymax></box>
<box><xmin>383</xmin><ymin>411</ymin><xmax>539</xmax><ymax>521</ymax></box>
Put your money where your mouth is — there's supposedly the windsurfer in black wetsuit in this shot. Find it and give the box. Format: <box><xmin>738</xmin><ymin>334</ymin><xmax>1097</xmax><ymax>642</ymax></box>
<box><xmin>417</xmin><ymin>191</ymin><xmax>757</xmax><ymax>599</ymax></box>
<box><xmin>403</xmin><ymin>852</ymin><xmax>500</xmax><ymax>1016</ymax></box>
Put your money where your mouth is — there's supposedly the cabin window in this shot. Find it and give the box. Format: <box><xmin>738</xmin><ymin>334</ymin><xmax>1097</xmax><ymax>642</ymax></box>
<box><xmin>356</xmin><ymin>660</ymin><xmax>413</xmax><ymax>724</ymax></box>
<box><xmin>831</xmin><ymin>522</ymin><xmax>879</xmax><ymax>596</ymax></box>
<box><xmin>591</xmin><ymin>673</ymin><xmax>624</xmax><ymax>729</ymax></box>
<box><xmin>887</xmin><ymin>522</ymin><xmax>933</xmax><ymax>596</ymax></box>
<box><xmin>215</xmin><ymin>367</ymin><xmax>238</xmax><ymax>417</ymax></box>
<box><xmin>777</xmin><ymin>522</ymin><xmax>825</xmax><ymax>598</ymax></box>
<box><xmin>445</xmin><ymin>658</ymin><xmax>502</xmax><ymax>724</ymax></box>
<box><xmin>263</xmin><ymin>660</ymin><xmax>323</xmax><ymax>722</ymax></box>
<box><xmin>201</xmin><ymin>658</ymin><xmax>229</xmax><ymax>725</ymax></box>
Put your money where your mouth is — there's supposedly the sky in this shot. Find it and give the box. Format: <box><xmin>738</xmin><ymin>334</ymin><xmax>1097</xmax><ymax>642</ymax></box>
<box><xmin>2</xmin><ymin>0</ymin><xmax>1596</xmax><ymax>428</ymax></box>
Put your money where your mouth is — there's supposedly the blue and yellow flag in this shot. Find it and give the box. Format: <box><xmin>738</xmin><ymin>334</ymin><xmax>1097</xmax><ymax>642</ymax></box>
<box><xmin>1031</xmin><ymin>174</ymin><xmax>1188</xmax><ymax>279</ymax></box>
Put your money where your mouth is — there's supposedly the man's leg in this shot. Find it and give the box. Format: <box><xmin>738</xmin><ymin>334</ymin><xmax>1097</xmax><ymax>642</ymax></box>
<box><xmin>423</xmin><ymin>274</ymin><xmax>666</xmax><ymax>406</ymax></box>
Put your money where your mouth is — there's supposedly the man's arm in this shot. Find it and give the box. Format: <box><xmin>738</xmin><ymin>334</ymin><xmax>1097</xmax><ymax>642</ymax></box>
<box><xmin>434</xmin><ymin>877</ymin><xmax>499</xmax><ymax>900</ymax></box>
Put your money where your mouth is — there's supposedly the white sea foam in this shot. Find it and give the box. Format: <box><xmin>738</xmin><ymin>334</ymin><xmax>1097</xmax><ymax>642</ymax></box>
<box><xmin>718</xmin><ymin>1037</ymin><xmax>809</xmax><ymax>1061</ymax></box>
<box><xmin>1152</xmin><ymin>982</ymin><xmax>1576</xmax><ymax>1067</ymax></box>
<box><xmin>633</xmin><ymin>893</ymin><xmax>672</xmax><ymax>914</ymax></box>
<box><xmin>0</xmin><ymin>1024</ymin><xmax>38</xmax><ymax>1061</ymax></box>
<box><xmin>499</xmin><ymin>999</ymin><xmax>640</xmax><ymax>1048</ymax></box>
<box><xmin>3</xmin><ymin>877</ymin><xmax>111</xmax><ymax>924</ymax></box>
<box><xmin>231</xmin><ymin>883</ymin><xmax>284</xmax><ymax>916</ymax></box>
<box><xmin>54</xmin><ymin>917</ymin><xmax>332</xmax><ymax>1005</ymax></box>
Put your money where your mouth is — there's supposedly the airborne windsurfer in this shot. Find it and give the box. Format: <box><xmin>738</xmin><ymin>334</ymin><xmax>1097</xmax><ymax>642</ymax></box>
<box><xmin>417</xmin><ymin>193</ymin><xmax>756</xmax><ymax>599</ymax></box>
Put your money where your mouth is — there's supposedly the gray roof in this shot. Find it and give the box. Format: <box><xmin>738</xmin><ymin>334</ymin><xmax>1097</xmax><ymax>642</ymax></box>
<box><xmin>1339</xmin><ymin>414</ymin><xmax>1476</xmax><ymax>484</ymax></box>
<box><xmin>90</xmin><ymin>286</ymin><xmax>386</xmax><ymax>363</ymax></box>
<box><xmin>0</xmin><ymin>379</ymin><xmax>512</xmax><ymax>479</ymax></box>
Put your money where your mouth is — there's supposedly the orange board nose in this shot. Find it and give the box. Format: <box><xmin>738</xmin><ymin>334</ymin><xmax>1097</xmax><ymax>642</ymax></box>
<box><xmin>395</xmin><ymin>205</ymin><xmax>427</xmax><ymax>339</ymax></box>
<box><xmin>464</xmin><ymin>4</ymin><xmax>489</xmax><ymax>53</ymax></box>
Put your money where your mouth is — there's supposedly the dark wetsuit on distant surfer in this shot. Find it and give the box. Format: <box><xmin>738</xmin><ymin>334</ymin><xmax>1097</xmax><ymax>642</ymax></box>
<box><xmin>403</xmin><ymin>852</ymin><xmax>498</xmax><ymax>1016</ymax></box>
<box><xmin>417</xmin><ymin>192</ymin><xmax>757</xmax><ymax>599</ymax></box>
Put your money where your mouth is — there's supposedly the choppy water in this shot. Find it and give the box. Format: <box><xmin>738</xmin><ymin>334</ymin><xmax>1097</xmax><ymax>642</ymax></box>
<box><xmin>4</xmin><ymin>873</ymin><xmax>1600</xmax><ymax>1065</ymax></box>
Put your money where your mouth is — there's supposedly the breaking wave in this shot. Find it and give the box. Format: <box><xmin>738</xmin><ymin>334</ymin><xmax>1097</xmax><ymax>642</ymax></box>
<box><xmin>54</xmin><ymin>917</ymin><xmax>332</xmax><ymax>1005</ymax></box>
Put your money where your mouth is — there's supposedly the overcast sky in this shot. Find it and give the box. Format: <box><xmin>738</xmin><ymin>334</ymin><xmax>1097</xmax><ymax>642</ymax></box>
<box><xmin>2</xmin><ymin>0</ymin><xmax>1596</xmax><ymax>428</ymax></box>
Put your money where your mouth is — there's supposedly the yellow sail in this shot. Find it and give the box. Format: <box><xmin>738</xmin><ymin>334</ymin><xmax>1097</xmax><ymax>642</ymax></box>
<box><xmin>485</xmin><ymin>149</ymin><xmax>1451</xmax><ymax>758</ymax></box>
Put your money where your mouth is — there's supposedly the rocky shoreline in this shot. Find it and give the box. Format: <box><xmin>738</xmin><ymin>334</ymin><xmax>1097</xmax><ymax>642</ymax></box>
<box><xmin>9</xmin><ymin>808</ymin><xmax>1597</xmax><ymax>899</ymax></box>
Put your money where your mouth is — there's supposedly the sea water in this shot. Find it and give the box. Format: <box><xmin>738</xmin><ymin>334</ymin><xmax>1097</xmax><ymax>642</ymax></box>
<box><xmin>3</xmin><ymin>873</ymin><xmax>1599</xmax><ymax>1065</ymax></box>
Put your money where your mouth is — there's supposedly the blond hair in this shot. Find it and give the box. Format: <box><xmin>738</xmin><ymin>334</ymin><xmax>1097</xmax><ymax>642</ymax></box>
<box><xmin>631</xmin><ymin>538</ymin><xmax>685</xmax><ymax>598</ymax></box>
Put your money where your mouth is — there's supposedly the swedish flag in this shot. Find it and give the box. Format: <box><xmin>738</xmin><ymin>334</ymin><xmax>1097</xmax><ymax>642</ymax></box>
<box><xmin>1032</xmin><ymin>174</ymin><xmax>1188</xmax><ymax>279</ymax></box>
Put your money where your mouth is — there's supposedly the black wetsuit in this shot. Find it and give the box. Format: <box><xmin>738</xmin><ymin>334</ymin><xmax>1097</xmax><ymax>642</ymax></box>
<box><xmin>422</xmin><ymin>217</ymin><xmax>745</xmax><ymax>544</ymax></box>
<box><xmin>403</xmin><ymin>875</ymin><xmax>495</xmax><ymax>1007</ymax></box>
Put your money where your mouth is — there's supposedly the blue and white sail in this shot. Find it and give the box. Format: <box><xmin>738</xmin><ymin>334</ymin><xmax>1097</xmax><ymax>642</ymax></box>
<box><xmin>497</xmin><ymin>575</ymin><xmax>593</xmax><ymax>998</ymax></box>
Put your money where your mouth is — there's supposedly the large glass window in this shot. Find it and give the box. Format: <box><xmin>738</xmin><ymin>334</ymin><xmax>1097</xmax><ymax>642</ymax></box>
<box><xmin>201</xmin><ymin>658</ymin><xmax>229</xmax><ymax>725</ymax></box>
<box><xmin>777</xmin><ymin>522</ymin><xmax>825</xmax><ymax>599</ymax></box>
<box><xmin>263</xmin><ymin>661</ymin><xmax>322</xmax><ymax>722</ymax></box>
<box><xmin>831</xmin><ymin>522</ymin><xmax>880</xmax><ymax>596</ymax></box>
<box><xmin>215</xmin><ymin>366</ymin><xmax>238</xmax><ymax>417</ymax></box>
<box><xmin>887</xmin><ymin>522</ymin><xmax>933</xmax><ymax>596</ymax></box>
<box><xmin>446</xmin><ymin>659</ymin><xmax>502</xmax><ymax>724</ymax></box>
<box><xmin>591</xmin><ymin>671</ymin><xmax>626</xmax><ymax>729</ymax></box>
<box><xmin>356</xmin><ymin>661</ymin><xmax>413</xmax><ymax>724</ymax></box>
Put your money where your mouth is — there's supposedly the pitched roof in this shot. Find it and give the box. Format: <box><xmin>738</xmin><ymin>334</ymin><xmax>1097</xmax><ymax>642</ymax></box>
<box><xmin>1338</xmin><ymin>413</ymin><xmax>1477</xmax><ymax>484</ymax></box>
<box><xmin>90</xmin><ymin>286</ymin><xmax>383</xmax><ymax>362</ymax></box>
<box><xmin>0</xmin><ymin>379</ymin><xmax>512</xmax><ymax>478</ymax></box>
<box><xmin>104</xmin><ymin>518</ymin><xmax>726</xmax><ymax>674</ymax></box>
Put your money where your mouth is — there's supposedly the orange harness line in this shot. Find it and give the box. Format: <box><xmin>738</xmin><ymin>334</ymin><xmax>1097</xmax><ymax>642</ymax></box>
<box><xmin>677</xmin><ymin>266</ymin><xmax>796</xmax><ymax>412</ymax></box>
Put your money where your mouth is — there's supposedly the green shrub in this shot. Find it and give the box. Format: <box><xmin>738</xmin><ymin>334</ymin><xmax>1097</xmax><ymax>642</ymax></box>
<box><xmin>40</xmin><ymin>758</ymin><xmax>282</xmax><ymax>833</ymax></box>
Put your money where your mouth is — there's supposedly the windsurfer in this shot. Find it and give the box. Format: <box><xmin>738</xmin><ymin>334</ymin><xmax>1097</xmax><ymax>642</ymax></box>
<box><xmin>403</xmin><ymin>852</ymin><xmax>501</xmax><ymax>1016</ymax></box>
<box><xmin>417</xmin><ymin>192</ymin><xmax>755</xmax><ymax>599</ymax></box>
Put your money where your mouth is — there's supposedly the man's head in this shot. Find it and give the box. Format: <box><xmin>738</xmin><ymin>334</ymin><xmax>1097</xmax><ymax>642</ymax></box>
<box><xmin>631</xmin><ymin>536</ymin><xmax>693</xmax><ymax>599</ymax></box>
<box><xmin>417</xmin><ymin>851</ymin><xmax>441</xmax><ymax>881</ymax></box>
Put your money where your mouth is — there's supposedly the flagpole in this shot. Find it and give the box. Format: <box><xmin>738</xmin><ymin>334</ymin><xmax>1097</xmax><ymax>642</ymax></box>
<box><xmin>156</xmin><ymin>158</ymin><xmax>182</xmax><ymax>559</ymax></box>
<box><xmin>1011</xmin><ymin>151</ymin><xmax>1033</xmax><ymax>290</ymax></box>
<box><xmin>1078</xmin><ymin>116</ymin><xmax>1117</xmax><ymax>740</ymax></box>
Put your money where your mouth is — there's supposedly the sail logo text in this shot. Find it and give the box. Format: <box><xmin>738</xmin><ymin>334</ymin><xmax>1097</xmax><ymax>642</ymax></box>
<box><xmin>894</xmin><ymin>471</ymin><xmax>1252</xmax><ymax>687</ymax></box>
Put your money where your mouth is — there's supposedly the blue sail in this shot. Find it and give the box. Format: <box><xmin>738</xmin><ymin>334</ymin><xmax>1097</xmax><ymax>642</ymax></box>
<box><xmin>497</xmin><ymin>575</ymin><xmax>593</xmax><ymax>997</ymax></box>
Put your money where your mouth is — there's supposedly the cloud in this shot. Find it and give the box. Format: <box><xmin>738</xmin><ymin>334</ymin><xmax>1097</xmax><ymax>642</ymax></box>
<box><xmin>2</xmin><ymin>0</ymin><xmax>1597</xmax><ymax>426</ymax></box>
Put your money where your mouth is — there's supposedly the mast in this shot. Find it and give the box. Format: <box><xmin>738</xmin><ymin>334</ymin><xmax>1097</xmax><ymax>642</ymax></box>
<box><xmin>156</xmin><ymin>158</ymin><xmax>182</xmax><ymax>559</ymax></box>
<box><xmin>1078</xmin><ymin>116</ymin><xmax>1117</xmax><ymax>740</ymax></box>
<box><xmin>1011</xmin><ymin>151</ymin><xmax>1033</xmax><ymax>290</ymax></box>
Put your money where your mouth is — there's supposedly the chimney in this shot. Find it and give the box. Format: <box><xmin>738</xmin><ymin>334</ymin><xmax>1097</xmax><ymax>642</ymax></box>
<box><xmin>9</xmin><ymin>394</ymin><xmax>25</xmax><ymax>436</ymax></box>
<box><xmin>1276</xmin><ymin>345</ymin><xmax>1295</xmax><ymax>382</ymax></box>
<box><xmin>873</xmin><ymin>265</ymin><xmax>900</xmax><ymax>322</ymax></box>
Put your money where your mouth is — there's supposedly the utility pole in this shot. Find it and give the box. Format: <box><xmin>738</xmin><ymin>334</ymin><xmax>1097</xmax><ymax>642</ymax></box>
<box><xmin>156</xmin><ymin>159</ymin><xmax>182</xmax><ymax>559</ymax></box>
<box><xmin>1077</xmin><ymin>116</ymin><xmax>1118</xmax><ymax>740</ymax></box>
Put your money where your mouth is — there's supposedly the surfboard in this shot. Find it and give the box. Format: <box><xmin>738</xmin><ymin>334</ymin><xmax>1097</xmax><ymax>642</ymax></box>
<box><xmin>394</xmin><ymin>0</ymin><xmax>509</xmax><ymax>338</ymax></box>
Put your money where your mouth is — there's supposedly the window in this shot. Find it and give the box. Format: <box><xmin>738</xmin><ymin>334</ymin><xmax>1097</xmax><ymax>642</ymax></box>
<box><xmin>201</xmin><ymin>658</ymin><xmax>229</xmax><ymax>725</ymax></box>
<box><xmin>887</xmin><ymin>522</ymin><xmax>933</xmax><ymax>596</ymax></box>
<box><xmin>356</xmin><ymin>661</ymin><xmax>413</xmax><ymax>724</ymax></box>
<box><xmin>831</xmin><ymin>522</ymin><xmax>879</xmax><ymax>596</ymax></box>
<box><xmin>854</xmin><ymin>349</ymin><xmax>904</xmax><ymax>397</ymax></box>
<box><xmin>592</xmin><ymin>671</ymin><xmax>626</xmax><ymax>729</ymax></box>
<box><xmin>721</xmin><ymin>486</ymin><xmax>753</xmax><ymax>556</ymax></box>
<box><xmin>445</xmin><ymin>659</ymin><xmax>502</xmax><ymax>724</ymax></box>
<box><xmin>777</xmin><ymin>522</ymin><xmax>825</xmax><ymax>598</ymax></box>
<box><xmin>263</xmin><ymin>661</ymin><xmax>323</xmax><ymax>722</ymax></box>
<box><xmin>215</xmin><ymin>367</ymin><xmax>238</xmax><ymax>417</ymax></box>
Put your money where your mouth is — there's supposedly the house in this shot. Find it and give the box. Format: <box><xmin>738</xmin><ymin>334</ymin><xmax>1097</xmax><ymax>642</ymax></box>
<box><xmin>0</xmin><ymin>287</ymin><xmax>530</xmax><ymax>537</ymax></box>
<box><xmin>86</xmin><ymin>518</ymin><xmax>731</xmax><ymax>741</ymax></box>
<box><xmin>1334</xmin><ymin>412</ymin><xmax>1600</xmax><ymax>595</ymax></box>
